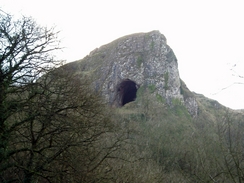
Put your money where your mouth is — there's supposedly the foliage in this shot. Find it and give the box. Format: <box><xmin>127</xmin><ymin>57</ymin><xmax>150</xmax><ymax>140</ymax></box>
<box><xmin>164</xmin><ymin>72</ymin><xmax>169</xmax><ymax>90</ymax></box>
<box><xmin>0</xmin><ymin>11</ymin><xmax>126</xmax><ymax>183</ymax></box>
<box><xmin>0</xmin><ymin>12</ymin><xmax>62</xmax><ymax>182</ymax></box>
<box><xmin>1</xmin><ymin>70</ymin><xmax>120</xmax><ymax>182</ymax></box>
<box><xmin>137</xmin><ymin>54</ymin><xmax>143</xmax><ymax>67</ymax></box>
<box><xmin>117</xmin><ymin>87</ymin><xmax>244</xmax><ymax>182</ymax></box>
<box><xmin>148</xmin><ymin>84</ymin><xmax>156</xmax><ymax>93</ymax></box>
<box><xmin>150</xmin><ymin>40</ymin><xmax>155</xmax><ymax>50</ymax></box>
<box><xmin>2</xmin><ymin>10</ymin><xmax>244</xmax><ymax>183</ymax></box>
<box><xmin>156</xmin><ymin>93</ymin><xmax>165</xmax><ymax>103</ymax></box>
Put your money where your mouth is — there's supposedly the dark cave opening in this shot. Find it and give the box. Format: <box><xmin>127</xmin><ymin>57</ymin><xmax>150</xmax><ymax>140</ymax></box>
<box><xmin>117</xmin><ymin>79</ymin><xmax>138</xmax><ymax>106</ymax></box>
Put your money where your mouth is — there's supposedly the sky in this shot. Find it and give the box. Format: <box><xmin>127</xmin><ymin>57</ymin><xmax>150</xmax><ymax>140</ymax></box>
<box><xmin>2</xmin><ymin>0</ymin><xmax>244</xmax><ymax>109</ymax></box>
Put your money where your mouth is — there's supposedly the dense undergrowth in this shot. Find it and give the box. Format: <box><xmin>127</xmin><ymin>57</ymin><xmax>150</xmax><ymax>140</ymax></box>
<box><xmin>2</xmin><ymin>10</ymin><xmax>244</xmax><ymax>182</ymax></box>
<box><xmin>113</xmin><ymin>88</ymin><xmax>244</xmax><ymax>182</ymax></box>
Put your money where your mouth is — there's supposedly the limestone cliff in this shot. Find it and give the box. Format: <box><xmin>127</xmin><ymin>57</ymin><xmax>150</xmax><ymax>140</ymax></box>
<box><xmin>67</xmin><ymin>31</ymin><xmax>198</xmax><ymax>117</ymax></box>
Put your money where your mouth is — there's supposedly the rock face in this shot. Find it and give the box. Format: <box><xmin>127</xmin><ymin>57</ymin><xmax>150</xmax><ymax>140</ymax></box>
<box><xmin>72</xmin><ymin>30</ymin><xmax>198</xmax><ymax>117</ymax></box>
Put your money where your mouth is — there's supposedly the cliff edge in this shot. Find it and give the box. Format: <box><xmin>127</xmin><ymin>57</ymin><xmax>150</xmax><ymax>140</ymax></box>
<box><xmin>65</xmin><ymin>31</ymin><xmax>198</xmax><ymax>117</ymax></box>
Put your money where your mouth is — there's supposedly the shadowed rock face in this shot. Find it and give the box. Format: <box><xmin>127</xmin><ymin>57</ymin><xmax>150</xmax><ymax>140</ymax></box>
<box><xmin>117</xmin><ymin>79</ymin><xmax>138</xmax><ymax>106</ymax></box>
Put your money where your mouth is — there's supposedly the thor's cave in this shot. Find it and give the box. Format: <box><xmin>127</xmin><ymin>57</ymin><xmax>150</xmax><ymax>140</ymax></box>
<box><xmin>117</xmin><ymin>79</ymin><xmax>138</xmax><ymax>106</ymax></box>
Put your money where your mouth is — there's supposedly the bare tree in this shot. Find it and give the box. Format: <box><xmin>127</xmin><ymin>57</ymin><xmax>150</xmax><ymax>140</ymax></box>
<box><xmin>0</xmin><ymin>10</ymin><xmax>62</xmax><ymax>182</ymax></box>
<box><xmin>3</xmin><ymin>68</ymin><xmax>119</xmax><ymax>182</ymax></box>
<box><xmin>0</xmin><ymin>11</ymin><xmax>123</xmax><ymax>183</ymax></box>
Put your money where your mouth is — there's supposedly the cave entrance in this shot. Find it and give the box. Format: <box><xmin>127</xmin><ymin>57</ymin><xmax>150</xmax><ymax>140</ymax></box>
<box><xmin>117</xmin><ymin>79</ymin><xmax>138</xmax><ymax>106</ymax></box>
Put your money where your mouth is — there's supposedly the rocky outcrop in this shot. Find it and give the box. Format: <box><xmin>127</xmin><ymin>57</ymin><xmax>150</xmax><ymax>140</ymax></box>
<box><xmin>180</xmin><ymin>80</ymin><xmax>198</xmax><ymax>117</ymax></box>
<box><xmin>72</xmin><ymin>30</ymin><xmax>198</xmax><ymax>117</ymax></box>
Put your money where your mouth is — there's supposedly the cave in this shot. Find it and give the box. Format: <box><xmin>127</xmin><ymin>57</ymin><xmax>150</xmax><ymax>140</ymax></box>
<box><xmin>117</xmin><ymin>79</ymin><xmax>138</xmax><ymax>106</ymax></box>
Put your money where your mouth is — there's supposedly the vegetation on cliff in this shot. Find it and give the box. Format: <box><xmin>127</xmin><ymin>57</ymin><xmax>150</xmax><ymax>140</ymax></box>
<box><xmin>1</xmin><ymin>11</ymin><xmax>244</xmax><ymax>183</ymax></box>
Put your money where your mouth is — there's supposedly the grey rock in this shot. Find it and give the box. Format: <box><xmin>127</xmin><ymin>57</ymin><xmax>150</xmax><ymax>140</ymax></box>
<box><xmin>73</xmin><ymin>30</ymin><xmax>198</xmax><ymax>117</ymax></box>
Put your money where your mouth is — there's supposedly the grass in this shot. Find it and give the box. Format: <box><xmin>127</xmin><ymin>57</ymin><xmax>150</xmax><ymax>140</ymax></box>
<box><xmin>137</xmin><ymin>55</ymin><xmax>143</xmax><ymax>67</ymax></box>
<box><xmin>164</xmin><ymin>72</ymin><xmax>169</xmax><ymax>90</ymax></box>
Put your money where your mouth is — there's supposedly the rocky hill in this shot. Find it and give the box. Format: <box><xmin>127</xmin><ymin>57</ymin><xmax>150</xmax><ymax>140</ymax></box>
<box><xmin>64</xmin><ymin>31</ymin><xmax>197</xmax><ymax>115</ymax></box>
<box><xmin>54</xmin><ymin>30</ymin><xmax>244</xmax><ymax>182</ymax></box>
<box><xmin>62</xmin><ymin>30</ymin><xmax>243</xmax><ymax>120</ymax></box>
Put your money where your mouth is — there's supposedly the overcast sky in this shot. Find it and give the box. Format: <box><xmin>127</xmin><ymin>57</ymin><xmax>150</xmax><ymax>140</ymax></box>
<box><xmin>2</xmin><ymin>0</ymin><xmax>244</xmax><ymax>109</ymax></box>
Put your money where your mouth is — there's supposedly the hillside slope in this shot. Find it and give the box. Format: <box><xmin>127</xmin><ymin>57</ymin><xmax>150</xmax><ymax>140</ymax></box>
<box><xmin>56</xmin><ymin>31</ymin><xmax>244</xmax><ymax>182</ymax></box>
<box><xmin>62</xmin><ymin>30</ymin><xmax>243</xmax><ymax>119</ymax></box>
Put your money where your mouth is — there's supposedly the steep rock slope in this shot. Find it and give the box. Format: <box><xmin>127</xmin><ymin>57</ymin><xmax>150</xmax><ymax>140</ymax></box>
<box><xmin>65</xmin><ymin>31</ymin><xmax>198</xmax><ymax>116</ymax></box>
